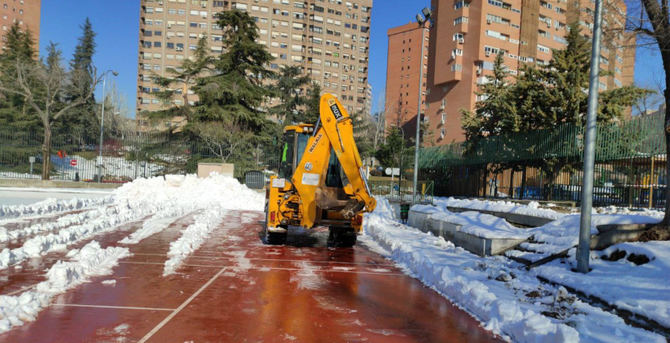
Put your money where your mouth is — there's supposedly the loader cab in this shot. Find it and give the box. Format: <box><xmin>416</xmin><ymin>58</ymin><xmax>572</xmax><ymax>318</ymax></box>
<box><xmin>279</xmin><ymin>124</ymin><xmax>344</xmax><ymax>188</ymax></box>
<box><xmin>279</xmin><ymin>124</ymin><xmax>314</xmax><ymax>179</ymax></box>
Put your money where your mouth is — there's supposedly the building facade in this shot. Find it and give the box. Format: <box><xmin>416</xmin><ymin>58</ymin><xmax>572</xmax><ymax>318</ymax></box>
<box><xmin>137</xmin><ymin>0</ymin><xmax>372</xmax><ymax>128</ymax></box>
<box><xmin>383</xmin><ymin>22</ymin><xmax>429</xmax><ymax>135</ymax></box>
<box><xmin>423</xmin><ymin>0</ymin><xmax>635</xmax><ymax>144</ymax></box>
<box><xmin>1</xmin><ymin>0</ymin><xmax>40</xmax><ymax>50</ymax></box>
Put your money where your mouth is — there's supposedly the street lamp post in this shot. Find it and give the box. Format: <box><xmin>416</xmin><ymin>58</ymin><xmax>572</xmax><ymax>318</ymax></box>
<box><xmin>577</xmin><ymin>0</ymin><xmax>604</xmax><ymax>273</ymax></box>
<box><xmin>97</xmin><ymin>70</ymin><xmax>118</xmax><ymax>183</ymax></box>
<box><xmin>413</xmin><ymin>7</ymin><xmax>431</xmax><ymax>204</ymax></box>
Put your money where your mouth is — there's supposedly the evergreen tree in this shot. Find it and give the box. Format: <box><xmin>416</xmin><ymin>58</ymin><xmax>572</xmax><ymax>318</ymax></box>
<box><xmin>0</xmin><ymin>23</ymin><xmax>39</xmax><ymax>131</ymax></box>
<box><xmin>153</xmin><ymin>35</ymin><xmax>213</xmax><ymax>121</ymax></box>
<box><xmin>269</xmin><ymin>65</ymin><xmax>310</xmax><ymax>124</ymax></box>
<box><xmin>304</xmin><ymin>81</ymin><xmax>322</xmax><ymax>124</ymax></box>
<box><xmin>189</xmin><ymin>9</ymin><xmax>274</xmax><ymax>174</ymax></box>
<box><xmin>461</xmin><ymin>51</ymin><xmax>518</xmax><ymax>142</ymax></box>
<box><xmin>374</xmin><ymin>126</ymin><xmax>414</xmax><ymax>174</ymax></box>
<box><xmin>59</xmin><ymin>18</ymin><xmax>98</xmax><ymax>142</ymax></box>
<box><xmin>350</xmin><ymin>110</ymin><xmax>375</xmax><ymax>163</ymax></box>
<box><xmin>192</xmin><ymin>9</ymin><xmax>274</xmax><ymax>132</ymax></box>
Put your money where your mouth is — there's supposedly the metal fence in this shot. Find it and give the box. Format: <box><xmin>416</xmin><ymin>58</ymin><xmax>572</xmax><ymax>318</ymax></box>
<box><xmin>0</xmin><ymin>129</ymin><xmax>228</xmax><ymax>182</ymax></box>
<box><xmin>418</xmin><ymin>112</ymin><xmax>668</xmax><ymax>208</ymax></box>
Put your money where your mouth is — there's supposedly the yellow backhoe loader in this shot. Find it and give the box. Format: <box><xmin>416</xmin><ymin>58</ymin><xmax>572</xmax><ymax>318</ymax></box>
<box><xmin>264</xmin><ymin>93</ymin><xmax>376</xmax><ymax>247</ymax></box>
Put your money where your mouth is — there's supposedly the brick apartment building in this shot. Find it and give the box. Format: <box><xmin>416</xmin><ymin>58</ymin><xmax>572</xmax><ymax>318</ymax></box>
<box><xmin>416</xmin><ymin>0</ymin><xmax>636</xmax><ymax>144</ymax></box>
<box><xmin>383</xmin><ymin>22</ymin><xmax>429</xmax><ymax>135</ymax></box>
<box><xmin>0</xmin><ymin>0</ymin><xmax>40</xmax><ymax>50</ymax></box>
<box><xmin>137</xmin><ymin>0</ymin><xmax>372</xmax><ymax>129</ymax></box>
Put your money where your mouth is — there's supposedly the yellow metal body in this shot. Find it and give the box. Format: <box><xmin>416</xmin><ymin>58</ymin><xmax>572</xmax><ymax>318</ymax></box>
<box><xmin>266</xmin><ymin>94</ymin><xmax>376</xmax><ymax>233</ymax></box>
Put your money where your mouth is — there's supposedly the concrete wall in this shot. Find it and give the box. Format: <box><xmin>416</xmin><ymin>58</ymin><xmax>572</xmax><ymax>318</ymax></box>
<box><xmin>197</xmin><ymin>163</ymin><xmax>234</xmax><ymax>178</ymax></box>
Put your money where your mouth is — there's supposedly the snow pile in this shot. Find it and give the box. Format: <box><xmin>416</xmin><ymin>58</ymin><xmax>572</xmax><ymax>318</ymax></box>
<box><xmin>163</xmin><ymin>208</ymin><xmax>228</xmax><ymax>275</ymax></box>
<box><xmin>536</xmin><ymin>241</ymin><xmax>670</xmax><ymax>329</ymax></box>
<box><xmin>435</xmin><ymin>197</ymin><xmax>564</xmax><ymax>220</ymax></box>
<box><xmin>363</xmin><ymin>197</ymin><xmax>665</xmax><ymax>342</ymax></box>
<box><xmin>1</xmin><ymin>174</ymin><xmax>263</xmax><ymax>270</ymax></box>
<box><xmin>0</xmin><ymin>241</ymin><xmax>130</xmax><ymax>333</ymax></box>
<box><xmin>0</xmin><ymin>197</ymin><xmax>110</xmax><ymax>219</ymax></box>
<box><xmin>413</xmin><ymin>204</ymin><xmax>530</xmax><ymax>240</ymax></box>
<box><xmin>119</xmin><ymin>215</ymin><xmax>181</xmax><ymax>244</ymax></box>
<box><xmin>0</xmin><ymin>207</ymin><xmax>106</xmax><ymax>243</ymax></box>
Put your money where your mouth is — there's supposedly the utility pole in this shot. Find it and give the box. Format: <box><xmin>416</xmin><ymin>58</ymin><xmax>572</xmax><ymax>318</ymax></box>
<box><xmin>413</xmin><ymin>7</ymin><xmax>431</xmax><ymax>204</ymax></box>
<box><xmin>577</xmin><ymin>0</ymin><xmax>604</xmax><ymax>273</ymax></box>
<box><xmin>97</xmin><ymin>70</ymin><xmax>118</xmax><ymax>183</ymax></box>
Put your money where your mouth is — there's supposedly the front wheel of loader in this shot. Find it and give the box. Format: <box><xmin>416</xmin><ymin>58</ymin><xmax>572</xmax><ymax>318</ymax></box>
<box><xmin>263</xmin><ymin>203</ymin><xmax>287</xmax><ymax>245</ymax></box>
<box><xmin>327</xmin><ymin>227</ymin><xmax>357</xmax><ymax>248</ymax></box>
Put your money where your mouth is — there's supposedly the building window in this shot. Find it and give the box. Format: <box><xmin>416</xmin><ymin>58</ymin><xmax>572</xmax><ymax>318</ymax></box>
<box><xmin>454</xmin><ymin>16</ymin><xmax>468</xmax><ymax>25</ymax></box>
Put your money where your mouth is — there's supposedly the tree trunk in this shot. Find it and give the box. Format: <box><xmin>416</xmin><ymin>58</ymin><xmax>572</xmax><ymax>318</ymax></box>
<box><xmin>659</xmin><ymin>47</ymin><xmax>670</xmax><ymax>225</ymax></box>
<box><xmin>509</xmin><ymin>168</ymin><xmax>514</xmax><ymax>199</ymax></box>
<box><xmin>41</xmin><ymin>125</ymin><xmax>52</xmax><ymax>180</ymax></box>
<box><xmin>520</xmin><ymin>166</ymin><xmax>527</xmax><ymax>200</ymax></box>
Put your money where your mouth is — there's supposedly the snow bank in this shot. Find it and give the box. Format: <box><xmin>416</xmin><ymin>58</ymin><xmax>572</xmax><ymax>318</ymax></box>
<box><xmin>163</xmin><ymin>208</ymin><xmax>227</xmax><ymax>275</ymax></box>
<box><xmin>1</xmin><ymin>174</ymin><xmax>263</xmax><ymax>270</ymax></box>
<box><xmin>0</xmin><ymin>197</ymin><xmax>110</xmax><ymax>219</ymax></box>
<box><xmin>413</xmin><ymin>204</ymin><xmax>530</xmax><ymax>240</ymax></box>
<box><xmin>363</xmin><ymin>197</ymin><xmax>665</xmax><ymax>342</ymax></box>
<box><xmin>365</xmin><ymin>199</ymin><xmax>578</xmax><ymax>342</ymax></box>
<box><xmin>536</xmin><ymin>241</ymin><xmax>670</xmax><ymax>329</ymax></box>
<box><xmin>0</xmin><ymin>241</ymin><xmax>130</xmax><ymax>334</ymax></box>
<box><xmin>435</xmin><ymin>197</ymin><xmax>564</xmax><ymax>220</ymax></box>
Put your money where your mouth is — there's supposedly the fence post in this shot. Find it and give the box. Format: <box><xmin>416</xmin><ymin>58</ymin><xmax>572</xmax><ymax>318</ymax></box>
<box><xmin>649</xmin><ymin>156</ymin><xmax>654</xmax><ymax>209</ymax></box>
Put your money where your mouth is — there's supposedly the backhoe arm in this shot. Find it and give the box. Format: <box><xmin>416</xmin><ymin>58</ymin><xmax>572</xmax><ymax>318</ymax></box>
<box><xmin>291</xmin><ymin>93</ymin><xmax>376</xmax><ymax>228</ymax></box>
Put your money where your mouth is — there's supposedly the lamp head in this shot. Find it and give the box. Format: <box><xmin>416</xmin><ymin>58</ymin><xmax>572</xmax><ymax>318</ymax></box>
<box><xmin>422</xmin><ymin>7</ymin><xmax>432</xmax><ymax>19</ymax></box>
<box><xmin>416</xmin><ymin>14</ymin><xmax>424</xmax><ymax>24</ymax></box>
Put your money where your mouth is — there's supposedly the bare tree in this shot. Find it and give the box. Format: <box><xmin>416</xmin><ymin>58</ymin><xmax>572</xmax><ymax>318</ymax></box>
<box><xmin>0</xmin><ymin>43</ymin><xmax>101</xmax><ymax>180</ymax></box>
<box><xmin>627</xmin><ymin>0</ymin><xmax>670</xmax><ymax>230</ymax></box>
<box><xmin>193</xmin><ymin>120</ymin><xmax>253</xmax><ymax>163</ymax></box>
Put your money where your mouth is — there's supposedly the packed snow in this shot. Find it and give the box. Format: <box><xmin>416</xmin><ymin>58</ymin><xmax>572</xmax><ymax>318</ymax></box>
<box><xmin>412</xmin><ymin>204</ymin><xmax>530</xmax><ymax>239</ymax></box>
<box><xmin>435</xmin><ymin>197</ymin><xmax>565</xmax><ymax>220</ymax></box>
<box><xmin>362</xmin><ymin>197</ymin><xmax>666</xmax><ymax>342</ymax></box>
<box><xmin>536</xmin><ymin>241</ymin><xmax>670</xmax><ymax>329</ymax></box>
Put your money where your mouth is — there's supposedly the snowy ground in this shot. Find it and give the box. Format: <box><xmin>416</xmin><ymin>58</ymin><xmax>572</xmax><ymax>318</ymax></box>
<box><xmin>2</xmin><ymin>176</ymin><xmax>669</xmax><ymax>342</ymax></box>
<box><xmin>0</xmin><ymin>187</ymin><xmax>113</xmax><ymax>206</ymax></box>
<box><xmin>372</xmin><ymin>197</ymin><xmax>668</xmax><ymax>342</ymax></box>
<box><xmin>0</xmin><ymin>174</ymin><xmax>262</xmax><ymax>333</ymax></box>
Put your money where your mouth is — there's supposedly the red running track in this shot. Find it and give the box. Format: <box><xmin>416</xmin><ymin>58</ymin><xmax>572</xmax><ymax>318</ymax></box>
<box><xmin>0</xmin><ymin>210</ymin><xmax>501</xmax><ymax>343</ymax></box>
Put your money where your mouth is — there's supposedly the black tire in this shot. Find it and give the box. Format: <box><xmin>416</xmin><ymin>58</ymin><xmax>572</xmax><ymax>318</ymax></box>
<box><xmin>327</xmin><ymin>227</ymin><xmax>357</xmax><ymax>248</ymax></box>
<box><xmin>263</xmin><ymin>202</ymin><xmax>287</xmax><ymax>245</ymax></box>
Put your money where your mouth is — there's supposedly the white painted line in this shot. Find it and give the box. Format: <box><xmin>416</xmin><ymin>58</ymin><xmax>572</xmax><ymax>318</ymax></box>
<box><xmin>52</xmin><ymin>303</ymin><xmax>175</xmax><ymax>311</ymax></box>
<box><xmin>129</xmin><ymin>252</ymin><xmax>394</xmax><ymax>267</ymax></box>
<box><xmin>3</xmin><ymin>283</ymin><xmax>37</xmax><ymax>296</ymax></box>
<box><xmin>137</xmin><ymin>266</ymin><xmax>227</xmax><ymax>343</ymax></box>
<box><xmin>117</xmin><ymin>261</ymin><xmax>404</xmax><ymax>276</ymax></box>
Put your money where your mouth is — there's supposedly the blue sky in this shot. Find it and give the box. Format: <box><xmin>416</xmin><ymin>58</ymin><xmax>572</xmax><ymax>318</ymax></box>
<box><xmin>39</xmin><ymin>0</ymin><xmax>664</xmax><ymax>118</ymax></box>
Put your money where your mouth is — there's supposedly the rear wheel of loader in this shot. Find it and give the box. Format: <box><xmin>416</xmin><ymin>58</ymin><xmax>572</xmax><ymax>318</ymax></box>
<box><xmin>263</xmin><ymin>203</ymin><xmax>287</xmax><ymax>245</ymax></box>
<box><xmin>327</xmin><ymin>227</ymin><xmax>357</xmax><ymax>248</ymax></box>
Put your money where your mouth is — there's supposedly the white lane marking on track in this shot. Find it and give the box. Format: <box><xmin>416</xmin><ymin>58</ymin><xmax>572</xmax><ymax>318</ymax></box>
<box><xmin>3</xmin><ymin>283</ymin><xmax>37</xmax><ymax>296</ymax></box>
<box><xmin>52</xmin><ymin>303</ymin><xmax>175</xmax><ymax>311</ymax></box>
<box><xmin>137</xmin><ymin>266</ymin><xmax>227</xmax><ymax>343</ymax></box>
<box><xmin>117</xmin><ymin>261</ymin><xmax>405</xmax><ymax>276</ymax></box>
<box><xmin>129</xmin><ymin>252</ymin><xmax>395</xmax><ymax>267</ymax></box>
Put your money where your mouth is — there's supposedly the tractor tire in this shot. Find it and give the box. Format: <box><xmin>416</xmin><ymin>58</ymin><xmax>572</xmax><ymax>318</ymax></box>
<box><xmin>327</xmin><ymin>227</ymin><xmax>357</xmax><ymax>248</ymax></box>
<box><xmin>263</xmin><ymin>202</ymin><xmax>287</xmax><ymax>245</ymax></box>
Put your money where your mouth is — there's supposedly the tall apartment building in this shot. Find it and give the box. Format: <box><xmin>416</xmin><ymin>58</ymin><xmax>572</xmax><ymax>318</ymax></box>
<box><xmin>383</xmin><ymin>22</ymin><xmax>429</xmax><ymax>135</ymax></box>
<box><xmin>137</xmin><ymin>0</ymin><xmax>372</xmax><ymax>128</ymax></box>
<box><xmin>423</xmin><ymin>0</ymin><xmax>635</xmax><ymax>144</ymax></box>
<box><xmin>1</xmin><ymin>0</ymin><xmax>40</xmax><ymax>50</ymax></box>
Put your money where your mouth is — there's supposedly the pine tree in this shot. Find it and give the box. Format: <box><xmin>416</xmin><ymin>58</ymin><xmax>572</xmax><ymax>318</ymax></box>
<box><xmin>192</xmin><ymin>9</ymin><xmax>274</xmax><ymax>132</ymax></box>
<box><xmin>59</xmin><ymin>18</ymin><xmax>98</xmax><ymax>142</ymax></box>
<box><xmin>269</xmin><ymin>65</ymin><xmax>310</xmax><ymax>124</ymax></box>
<box><xmin>304</xmin><ymin>82</ymin><xmax>322</xmax><ymax>124</ymax></box>
<box><xmin>153</xmin><ymin>35</ymin><xmax>213</xmax><ymax>121</ymax></box>
<box><xmin>461</xmin><ymin>51</ymin><xmax>518</xmax><ymax>141</ymax></box>
<box><xmin>0</xmin><ymin>23</ymin><xmax>39</xmax><ymax>131</ymax></box>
